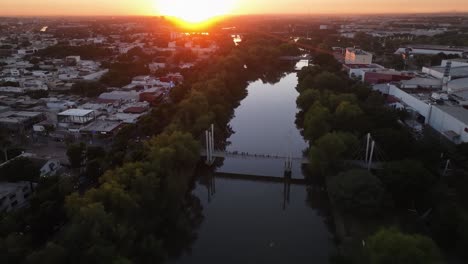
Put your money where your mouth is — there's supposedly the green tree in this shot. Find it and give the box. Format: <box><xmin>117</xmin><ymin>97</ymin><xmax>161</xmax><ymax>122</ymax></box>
<box><xmin>314</xmin><ymin>53</ymin><xmax>342</xmax><ymax>72</ymax></box>
<box><xmin>279</xmin><ymin>43</ymin><xmax>301</xmax><ymax>56</ymax></box>
<box><xmin>303</xmin><ymin>102</ymin><xmax>331</xmax><ymax>141</ymax></box>
<box><xmin>308</xmin><ymin>132</ymin><xmax>358</xmax><ymax>178</ymax></box>
<box><xmin>334</xmin><ymin>101</ymin><xmax>364</xmax><ymax>132</ymax></box>
<box><xmin>0</xmin><ymin>157</ymin><xmax>40</xmax><ymax>184</ymax></box>
<box><xmin>296</xmin><ymin>89</ymin><xmax>320</xmax><ymax>111</ymax></box>
<box><xmin>25</xmin><ymin>243</ymin><xmax>67</xmax><ymax>264</ymax></box>
<box><xmin>329</xmin><ymin>169</ymin><xmax>384</xmax><ymax>215</ymax></box>
<box><xmin>66</xmin><ymin>143</ymin><xmax>86</xmax><ymax>169</ymax></box>
<box><xmin>313</xmin><ymin>72</ymin><xmax>346</xmax><ymax>92</ymax></box>
<box><xmin>379</xmin><ymin>160</ymin><xmax>435</xmax><ymax>207</ymax></box>
<box><xmin>367</xmin><ymin>228</ymin><xmax>444</xmax><ymax>264</ymax></box>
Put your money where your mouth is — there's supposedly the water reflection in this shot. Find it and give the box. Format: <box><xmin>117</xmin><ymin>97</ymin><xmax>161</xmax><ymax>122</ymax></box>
<box><xmin>177</xmin><ymin>176</ymin><xmax>333</xmax><ymax>264</ymax></box>
<box><xmin>174</xmin><ymin>72</ymin><xmax>334</xmax><ymax>263</ymax></box>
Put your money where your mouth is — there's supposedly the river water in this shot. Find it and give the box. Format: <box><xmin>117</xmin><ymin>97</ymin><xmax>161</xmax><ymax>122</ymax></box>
<box><xmin>175</xmin><ymin>70</ymin><xmax>334</xmax><ymax>263</ymax></box>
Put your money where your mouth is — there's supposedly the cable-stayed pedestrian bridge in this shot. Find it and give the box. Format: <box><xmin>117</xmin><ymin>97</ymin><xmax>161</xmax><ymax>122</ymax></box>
<box><xmin>200</xmin><ymin>150</ymin><xmax>310</xmax><ymax>164</ymax></box>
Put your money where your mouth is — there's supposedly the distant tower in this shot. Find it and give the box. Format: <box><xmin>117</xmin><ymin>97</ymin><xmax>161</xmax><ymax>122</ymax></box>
<box><xmin>443</xmin><ymin>61</ymin><xmax>452</xmax><ymax>92</ymax></box>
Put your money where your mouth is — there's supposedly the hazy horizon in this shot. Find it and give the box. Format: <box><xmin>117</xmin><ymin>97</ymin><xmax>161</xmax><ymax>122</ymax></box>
<box><xmin>2</xmin><ymin>0</ymin><xmax>468</xmax><ymax>17</ymax></box>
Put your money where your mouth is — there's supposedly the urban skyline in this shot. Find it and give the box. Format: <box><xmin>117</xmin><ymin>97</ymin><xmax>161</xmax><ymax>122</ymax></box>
<box><xmin>1</xmin><ymin>0</ymin><xmax>468</xmax><ymax>17</ymax></box>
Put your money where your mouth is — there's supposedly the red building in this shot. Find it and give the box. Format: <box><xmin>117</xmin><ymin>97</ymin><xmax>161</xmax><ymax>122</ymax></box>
<box><xmin>364</xmin><ymin>71</ymin><xmax>413</xmax><ymax>84</ymax></box>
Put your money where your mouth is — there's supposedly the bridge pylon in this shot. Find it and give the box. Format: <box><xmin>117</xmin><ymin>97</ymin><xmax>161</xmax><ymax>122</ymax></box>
<box><xmin>284</xmin><ymin>154</ymin><xmax>293</xmax><ymax>177</ymax></box>
<box><xmin>205</xmin><ymin>124</ymin><xmax>215</xmax><ymax>165</ymax></box>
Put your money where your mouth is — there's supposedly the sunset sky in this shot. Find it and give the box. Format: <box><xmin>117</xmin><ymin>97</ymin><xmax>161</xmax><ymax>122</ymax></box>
<box><xmin>1</xmin><ymin>0</ymin><xmax>467</xmax><ymax>16</ymax></box>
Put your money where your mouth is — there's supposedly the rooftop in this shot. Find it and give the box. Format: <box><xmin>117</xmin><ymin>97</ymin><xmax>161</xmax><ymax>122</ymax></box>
<box><xmin>346</xmin><ymin>47</ymin><xmax>370</xmax><ymax>55</ymax></box>
<box><xmin>58</xmin><ymin>109</ymin><xmax>94</xmax><ymax>117</ymax></box>
<box><xmin>404</xmin><ymin>44</ymin><xmax>468</xmax><ymax>52</ymax></box>
<box><xmin>344</xmin><ymin>63</ymin><xmax>382</xmax><ymax>69</ymax></box>
<box><xmin>81</xmin><ymin>120</ymin><xmax>122</xmax><ymax>133</ymax></box>
<box><xmin>0</xmin><ymin>111</ymin><xmax>43</xmax><ymax>119</ymax></box>
<box><xmin>436</xmin><ymin>105</ymin><xmax>468</xmax><ymax>125</ymax></box>
<box><xmin>401</xmin><ymin>77</ymin><xmax>443</xmax><ymax>88</ymax></box>
<box><xmin>448</xmin><ymin>77</ymin><xmax>468</xmax><ymax>91</ymax></box>
<box><xmin>428</xmin><ymin>66</ymin><xmax>468</xmax><ymax>78</ymax></box>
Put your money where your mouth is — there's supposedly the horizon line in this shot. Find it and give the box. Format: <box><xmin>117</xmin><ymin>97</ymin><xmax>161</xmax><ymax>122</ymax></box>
<box><xmin>1</xmin><ymin>11</ymin><xmax>468</xmax><ymax>18</ymax></box>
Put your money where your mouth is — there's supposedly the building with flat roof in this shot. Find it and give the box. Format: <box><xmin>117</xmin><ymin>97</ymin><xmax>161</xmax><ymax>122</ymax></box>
<box><xmin>343</xmin><ymin>63</ymin><xmax>385</xmax><ymax>79</ymax></box>
<box><xmin>0</xmin><ymin>111</ymin><xmax>45</xmax><ymax>131</ymax></box>
<box><xmin>376</xmin><ymin>83</ymin><xmax>468</xmax><ymax>144</ymax></box>
<box><xmin>423</xmin><ymin>65</ymin><xmax>468</xmax><ymax>80</ymax></box>
<box><xmin>363</xmin><ymin>69</ymin><xmax>414</xmax><ymax>84</ymax></box>
<box><xmin>58</xmin><ymin>109</ymin><xmax>95</xmax><ymax>125</ymax></box>
<box><xmin>395</xmin><ymin>45</ymin><xmax>468</xmax><ymax>57</ymax></box>
<box><xmin>80</xmin><ymin>120</ymin><xmax>123</xmax><ymax>137</ymax></box>
<box><xmin>0</xmin><ymin>181</ymin><xmax>35</xmax><ymax>213</ymax></box>
<box><xmin>345</xmin><ymin>48</ymin><xmax>373</xmax><ymax>65</ymax></box>
<box><xmin>441</xmin><ymin>59</ymin><xmax>468</xmax><ymax>68</ymax></box>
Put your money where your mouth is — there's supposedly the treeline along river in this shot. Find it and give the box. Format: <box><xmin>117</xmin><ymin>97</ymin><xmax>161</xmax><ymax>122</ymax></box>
<box><xmin>175</xmin><ymin>64</ymin><xmax>335</xmax><ymax>263</ymax></box>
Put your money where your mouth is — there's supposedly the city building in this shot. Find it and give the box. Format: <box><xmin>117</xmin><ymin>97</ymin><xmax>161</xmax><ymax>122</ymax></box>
<box><xmin>0</xmin><ymin>111</ymin><xmax>45</xmax><ymax>131</ymax></box>
<box><xmin>375</xmin><ymin>83</ymin><xmax>468</xmax><ymax>144</ymax></box>
<box><xmin>395</xmin><ymin>45</ymin><xmax>468</xmax><ymax>57</ymax></box>
<box><xmin>80</xmin><ymin>120</ymin><xmax>123</xmax><ymax>137</ymax></box>
<box><xmin>343</xmin><ymin>63</ymin><xmax>385</xmax><ymax>79</ymax></box>
<box><xmin>363</xmin><ymin>69</ymin><xmax>414</xmax><ymax>84</ymax></box>
<box><xmin>58</xmin><ymin>109</ymin><xmax>96</xmax><ymax>126</ymax></box>
<box><xmin>0</xmin><ymin>181</ymin><xmax>36</xmax><ymax>213</ymax></box>
<box><xmin>345</xmin><ymin>48</ymin><xmax>373</xmax><ymax>64</ymax></box>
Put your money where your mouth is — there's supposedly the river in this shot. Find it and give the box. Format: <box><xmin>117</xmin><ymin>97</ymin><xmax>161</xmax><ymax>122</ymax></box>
<box><xmin>175</xmin><ymin>69</ymin><xmax>334</xmax><ymax>263</ymax></box>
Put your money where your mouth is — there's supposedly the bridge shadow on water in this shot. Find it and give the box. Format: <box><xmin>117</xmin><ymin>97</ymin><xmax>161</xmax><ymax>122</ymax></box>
<box><xmin>215</xmin><ymin>171</ymin><xmax>307</xmax><ymax>185</ymax></box>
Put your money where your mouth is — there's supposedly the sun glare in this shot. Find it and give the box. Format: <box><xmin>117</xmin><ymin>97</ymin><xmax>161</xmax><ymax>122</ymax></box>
<box><xmin>156</xmin><ymin>0</ymin><xmax>235</xmax><ymax>25</ymax></box>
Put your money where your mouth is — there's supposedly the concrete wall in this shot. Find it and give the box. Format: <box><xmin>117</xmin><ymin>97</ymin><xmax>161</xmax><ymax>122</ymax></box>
<box><xmin>388</xmin><ymin>85</ymin><xmax>431</xmax><ymax>123</ymax></box>
<box><xmin>422</xmin><ymin>67</ymin><xmax>445</xmax><ymax>79</ymax></box>
<box><xmin>428</xmin><ymin>107</ymin><xmax>468</xmax><ymax>143</ymax></box>
<box><xmin>441</xmin><ymin>60</ymin><xmax>468</xmax><ymax>68</ymax></box>
<box><xmin>388</xmin><ymin>85</ymin><xmax>468</xmax><ymax>143</ymax></box>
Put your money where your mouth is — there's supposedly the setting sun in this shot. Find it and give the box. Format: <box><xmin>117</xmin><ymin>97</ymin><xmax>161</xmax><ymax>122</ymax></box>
<box><xmin>156</xmin><ymin>0</ymin><xmax>235</xmax><ymax>24</ymax></box>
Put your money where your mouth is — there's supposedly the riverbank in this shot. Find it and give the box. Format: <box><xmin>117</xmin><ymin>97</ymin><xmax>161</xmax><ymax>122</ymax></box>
<box><xmin>294</xmin><ymin>53</ymin><xmax>454</xmax><ymax>263</ymax></box>
<box><xmin>174</xmin><ymin>71</ymin><xmax>334</xmax><ymax>263</ymax></box>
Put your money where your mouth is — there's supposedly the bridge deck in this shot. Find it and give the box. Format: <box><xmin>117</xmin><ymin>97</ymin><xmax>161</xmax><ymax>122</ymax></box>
<box><xmin>201</xmin><ymin>150</ymin><xmax>310</xmax><ymax>164</ymax></box>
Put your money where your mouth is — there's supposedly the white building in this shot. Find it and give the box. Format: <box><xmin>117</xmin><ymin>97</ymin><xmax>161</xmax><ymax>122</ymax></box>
<box><xmin>58</xmin><ymin>109</ymin><xmax>96</xmax><ymax>126</ymax></box>
<box><xmin>395</xmin><ymin>45</ymin><xmax>468</xmax><ymax>57</ymax></box>
<box><xmin>379</xmin><ymin>83</ymin><xmax>468</xmax><ymax>144</ymax></box>
<box><xmin>423</xmin><ymin>65</ymin><xmax>468</xmax><ymax>80</ymax></box>
<box><xmin>345</xmin><ymin>48</ymin><xmax>373</xmax><ymax>64</ymax></box>
<box><xmin>441</xmin><ymin>59</ymin><xmax>468</xmax><ymax>68</ymax></box>
<box><xmin>343</xmin><ymin>63</ymin><xmax>385</xmax><ymax>79</ymax></box>
<box><xmin>0</xmin><ymin>181</ymin><xmax>35</xmax><ymax>212</ymax></box>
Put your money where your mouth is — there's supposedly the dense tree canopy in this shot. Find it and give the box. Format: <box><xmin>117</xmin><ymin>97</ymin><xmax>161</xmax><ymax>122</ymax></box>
<box><xmin>379</xmin><ymin>160</ymin><xmax>436</xmax><ymax>207</ymax></box>
<box><xmin>329</xmin><ymin>169</ymin><xmax>384</xmax><ymax>215</ymax></box>
<box><xmin>0</xmin><ymin>157</ymin><xmax>40</xmax><ymax>183</ymax></box>
<box><xmin>367</xmin><ymin>228</ymin><xmax>444</xmax><ymax>264</ymax></box>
